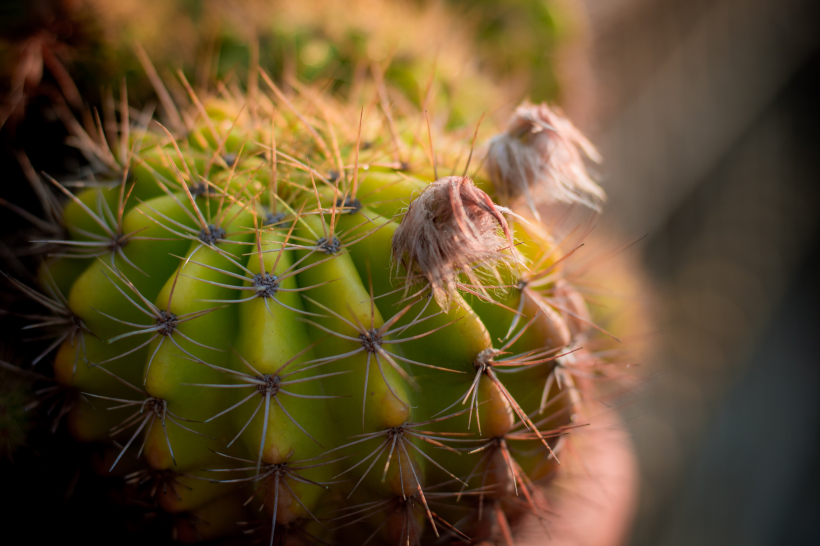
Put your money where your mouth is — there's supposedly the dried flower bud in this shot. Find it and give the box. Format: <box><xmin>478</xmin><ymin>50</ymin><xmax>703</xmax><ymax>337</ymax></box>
<box><xmin>391</xmin><ymin>176</ymin><xmax>519</xmax><ymax>310</ymax></box>
<box><xmin>486</xmin><ymin>102</ymin><xmax>604</xmax><ymax>217</ymax></box>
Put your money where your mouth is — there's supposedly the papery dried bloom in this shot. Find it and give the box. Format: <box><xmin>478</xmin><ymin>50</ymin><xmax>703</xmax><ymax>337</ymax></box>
<box><xmin>486</xmin><ymin>102</ymin><xmax>605</xmax><ymax>217</ymax></box>
<box><xmin>392</xmin><ymin>176</ymin><xmax>519</xmax><ymax>310</ymax></box>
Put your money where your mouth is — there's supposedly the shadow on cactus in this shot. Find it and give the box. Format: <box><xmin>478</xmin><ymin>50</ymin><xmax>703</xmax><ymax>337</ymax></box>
<box><xmin>2</xmin><ymin>50</ymin><xmax>632</xmax><ymax>545</ymax></box>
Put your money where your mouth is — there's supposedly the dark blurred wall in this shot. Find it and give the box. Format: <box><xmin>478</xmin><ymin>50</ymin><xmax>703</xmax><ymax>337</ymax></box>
<box><xmin>577</xmin><ymin>0</ymin><xmax>820</xmax><ymax>544</ymax></box>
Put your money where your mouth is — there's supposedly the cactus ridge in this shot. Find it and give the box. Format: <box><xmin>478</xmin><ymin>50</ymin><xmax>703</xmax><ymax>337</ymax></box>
<box><xmin>0</xmin><ymin>57</ymin><xmax>620</xmax><ymax>545</ymax></box>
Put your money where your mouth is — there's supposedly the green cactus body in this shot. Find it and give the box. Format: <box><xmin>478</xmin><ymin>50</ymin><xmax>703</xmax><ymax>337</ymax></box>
<box><xmin>7</xmin><ymin>60</ymin><xmax>616</xmax><ymax>544</ymax></box>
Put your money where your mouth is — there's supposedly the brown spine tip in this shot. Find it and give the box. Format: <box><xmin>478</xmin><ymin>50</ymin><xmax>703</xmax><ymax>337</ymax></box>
<box><xmin>486</xmin><ymin>102</ymin><xmax>605</xmax><ymax>217</ymax></box>
<box><xmin>391</xmin><ymin>176</ymin><xmax>519</xmax><ymax>310</ymax></box>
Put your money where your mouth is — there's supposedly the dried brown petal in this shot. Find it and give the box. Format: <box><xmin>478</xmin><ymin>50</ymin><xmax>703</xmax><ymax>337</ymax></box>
<box><xmin>486</xmin><ymin>102</ymin><xmax>604</xmax><ymax>217</ymax></box>
<box><xmin>391</xmin><ymin>176</ymin><xmax>519</xmax><ymax>310</ymax></box>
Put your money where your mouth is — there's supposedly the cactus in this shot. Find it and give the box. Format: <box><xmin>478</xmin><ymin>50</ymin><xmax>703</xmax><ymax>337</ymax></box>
<box><xmin>4</xmin><ymin>50</ymin><xmax>619</xmax><ymax>544</ymax></box>
<box><xmin>0</xmin><ymin>357</ymin><xmax>33</xmax><ymax>459</ymax></box>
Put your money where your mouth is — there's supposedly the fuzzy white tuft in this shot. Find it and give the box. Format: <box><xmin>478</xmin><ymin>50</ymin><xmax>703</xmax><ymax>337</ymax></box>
<box><xmin>486</xmin><ymin>102</ymin><xmax>604</xmax><ymax>218</ymax></box>
<box><xmin>392</xmin><ymin>176</ymin><xmax>520</xmax><ymax>311</ymax></box>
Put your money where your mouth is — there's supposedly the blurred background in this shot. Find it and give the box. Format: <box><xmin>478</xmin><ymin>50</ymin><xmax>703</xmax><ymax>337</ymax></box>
<box><xmin>575</xmin><ymin>1</ymin><xmax>820</xmax><ymax>545</ymax></box>
<box><xmin>1</xmin><ymin>0</ymin><xmax>819</xmax><ymax>544</ymax></box>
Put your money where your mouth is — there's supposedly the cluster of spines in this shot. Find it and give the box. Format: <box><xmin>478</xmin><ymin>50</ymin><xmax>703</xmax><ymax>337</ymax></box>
<box><xmin>1</xmin><ymin>57</ymin><xmax>619</xmax><ymax>546</ymax></box>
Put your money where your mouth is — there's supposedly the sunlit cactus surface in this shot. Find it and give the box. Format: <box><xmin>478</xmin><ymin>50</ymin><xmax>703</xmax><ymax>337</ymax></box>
<box><xmin>6</xmin><ymin>54</ymin><xmax>619</xmax><ymax>545</ymax></box>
